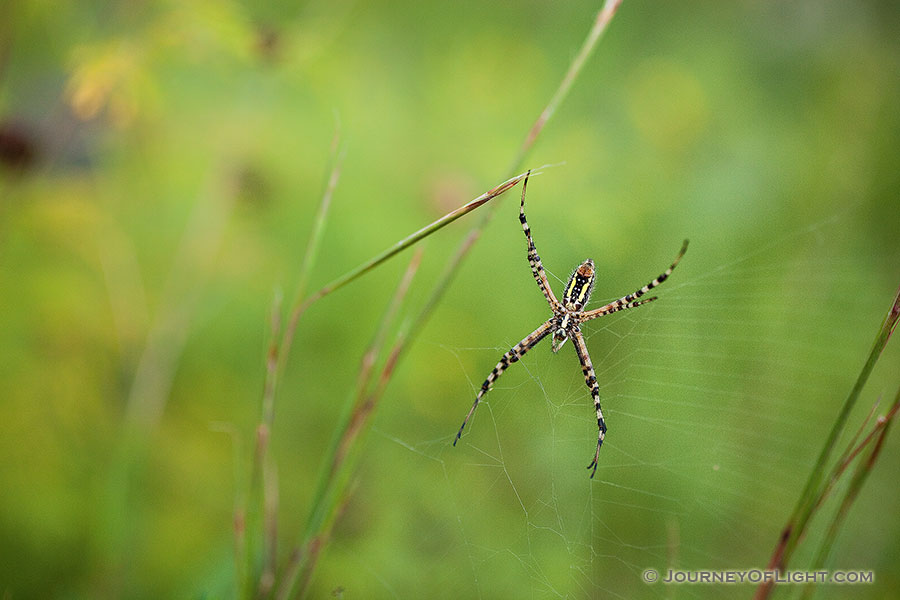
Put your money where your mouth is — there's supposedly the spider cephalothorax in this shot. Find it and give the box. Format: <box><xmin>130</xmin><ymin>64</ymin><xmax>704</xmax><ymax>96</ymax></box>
<box><xmin>453</xmin><ymin>170</ymin><xmax>688</xmax><ymax>478</ymax></box>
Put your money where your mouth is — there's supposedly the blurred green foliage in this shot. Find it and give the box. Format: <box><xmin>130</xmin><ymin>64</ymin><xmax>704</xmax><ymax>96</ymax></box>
<box><xmin>1</xmin><ymin>1</ymin><xmax>899</xmax><ymax>598</ymax></box>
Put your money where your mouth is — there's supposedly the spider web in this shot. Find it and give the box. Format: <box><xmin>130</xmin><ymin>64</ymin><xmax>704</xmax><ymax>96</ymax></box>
<box><xmin>330</xmin><ymin>205</ymin><xmax>898</xmax><ymax>599</ymax></box>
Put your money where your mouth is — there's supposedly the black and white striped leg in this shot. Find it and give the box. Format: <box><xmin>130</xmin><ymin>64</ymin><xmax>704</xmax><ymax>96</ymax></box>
<box><xmin>519</xmin><ymin>170</ymin><xmax>560</xmax><ymax>310</ymax></box>
<box><xmin>454</xmin><ymin>320</ymin><xmax>554</xmax><ymax>446</ymax></box>
<box><xmin>582</xmin><ymin>239</ymin><xmax>688</xmax><ymax>321</ymax></box>
<box><xmin>582</xmin><ymin>297</ymin><xmax>659</xmax><ymax>322</ymax></box>
<box><xmin>572</xmin><ymin>330</ymin><xmax>606</xmax><ymax>478</ymax></box>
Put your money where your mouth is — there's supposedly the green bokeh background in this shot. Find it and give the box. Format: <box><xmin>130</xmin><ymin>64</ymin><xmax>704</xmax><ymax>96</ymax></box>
<box><xmin>1</xmin><ymin>1</ymin><xmax>898</xmax><ymax>598</ymax></box>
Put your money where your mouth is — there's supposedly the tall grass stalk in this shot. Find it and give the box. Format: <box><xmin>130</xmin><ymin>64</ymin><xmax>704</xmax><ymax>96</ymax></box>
<box><xmin>280</xmin><ymin>133</ymin><xmax>345</xmax><ymax>367</ymax></box>
<box><xmin>274</xmin><ymin>250</ymin><xmax>422</xmax><ymax>600</ymax></box>
<box><xmin>255</xmin><ymin>172</ymin><xmax>526</xmax><ymax>599</ymax></box>
<box><xmin>249</xmin><ymin>131</ymin><xmax>344</xmax><ymax>598</ymax></box>
<box><xmin>755</xmin><ymin>285</ymin><xmax>900</xmax><ymax>600</ymax></box>
<box><xmin>268</xmin><ymin>173</ymin><xmax>531</xmax><ymax>599</ymax></box>
<box><xmin>798</xmin><ymin>388</ymin><xmax>900</xmax><ymax>600</ymax></box>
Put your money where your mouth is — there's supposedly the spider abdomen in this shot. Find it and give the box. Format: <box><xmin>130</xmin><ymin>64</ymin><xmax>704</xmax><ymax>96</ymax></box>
<box><xmin>563</xmin><ymin>259</ymin><xmax>596</xmax><ymax>310</ymax></box>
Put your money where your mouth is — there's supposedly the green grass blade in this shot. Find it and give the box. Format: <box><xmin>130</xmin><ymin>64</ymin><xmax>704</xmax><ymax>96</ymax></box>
<box><xmin>756</xmin><ymin>285</ymin><xmax>900</xmax><ymax>600</ymax></box>
<box><xmin>508</xmin><ymin>0</ymin><xmax>624</xmax><ymax>174</ymax></box>
<box><xmin>798</xmin><ymin>388</ymin><xmax>900</xmax><ymax>600</ymax></box>
<box><xmin>295</xmin><ymin>170</ymin><xmax>527</xmax><ymax>311</ymax></box>
<box><xmin>276</xmin><ymin>251</ymin><xmax>423</xmax><ymax>600</ymax></box>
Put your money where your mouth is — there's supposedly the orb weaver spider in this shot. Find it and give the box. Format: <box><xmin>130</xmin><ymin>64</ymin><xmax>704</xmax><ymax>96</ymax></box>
<box><xmin>453</xmin><ymin>171</ymin><xmax>688</xmax><ymax>478</ymax></box>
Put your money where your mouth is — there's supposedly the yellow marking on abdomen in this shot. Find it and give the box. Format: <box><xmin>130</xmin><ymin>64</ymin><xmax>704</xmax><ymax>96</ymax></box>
<box><xmin>576</xmin><ymin>277</ymin><xmax>593</xmax><ymax>305</ymax></box>
<box><xmin>566</xmin><ymin>276</ymin><xmax>578</xmax><ymax>299</ymax></box>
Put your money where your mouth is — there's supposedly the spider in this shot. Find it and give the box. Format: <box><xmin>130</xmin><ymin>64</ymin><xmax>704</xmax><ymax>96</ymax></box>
<box><xmin>453</xmin><ymin>170</ymin><xmax>688</xmax><ymax>478</ymax></box>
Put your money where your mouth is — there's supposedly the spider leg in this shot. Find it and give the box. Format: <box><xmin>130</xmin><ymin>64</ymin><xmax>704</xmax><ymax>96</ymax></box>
<box><xmin>520</xmin><ymin>170</ymin><xmax>560</xmax><ymax>310</ymax></box>
<box><xmin>454</xmin><ymin>319</ymin><xmax>554</xmax><ymax>446</ymax></box>
<box><xmin>582</xmin><ymin>296</ymin><xmax>659</xmax><ymax>320</ymax></box>
<box><xmin>571</xmin><ymin>329</ymin><xmax>605</xmax><ymax>478</ymax></box>
<box><xmin>582</xmin><ymin>239</ymin><xmax>688</xmax><ymax>322</ymax></box>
